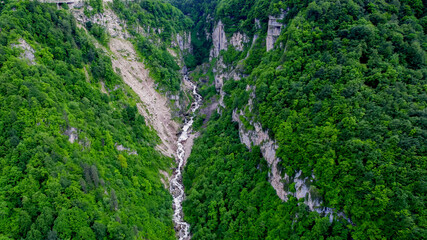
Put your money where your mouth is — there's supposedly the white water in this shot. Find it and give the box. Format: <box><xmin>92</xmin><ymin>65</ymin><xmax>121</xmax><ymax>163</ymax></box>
<box><xmin>170</xmin><ymin>75</ymin><xmax>202</xmax><ymax>240</ymax></box>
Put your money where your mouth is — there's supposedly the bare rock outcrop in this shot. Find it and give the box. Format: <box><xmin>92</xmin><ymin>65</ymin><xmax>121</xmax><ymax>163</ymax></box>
<box><xmin>64</xmin><ymin>127</ymin><xmax>78</xmax><ymax>143</ymax></box>
<box><xmin>11</xmin><ymin>38</ymin><xmax>35</xmax><ymax>65</ymax></box>
<box><xmin>172</xmin><ymin>32</ymin><xmax>192</xmax><ymax>53</ymax></box>
<box><xmin>72</xmin><ymin>8</ymin><xmax>130</xmax><ymax>39</ymax></box>
<box><xmin>266</xmin><ymin>9</ymin><xmax>289</xmax><ymax>51</ymax></box>
<box><xmin>72</xmin><ymin>7</ymin><xmax>179</xmax><ymax>158</ymax></box>
<box><xmin>115</xmin><ymin>143</ymin><xmax>138</xmax><ymax>155</ymax></box>
<box><xmin>213</xmin><ymin>57</ymin><xmax>243</xmax><ymax>108</ymax></box>
<box><xmin>232</xmin><ymin>109</ymin><xmax>287</xmax><ymax>200</ymax></box>
<box><xmin>109</xmin><ymin>37</ymin><xmax>179</xmax><ymax>158</ymax></box>
<box><xmin>229</xmin><ymin>32</ymin><xmax>249</xmax><ymax>51</ymax></box>
<box><xmin>210</xmin><ymin>20</ymin><xmax>249</xmax><ymax>58</ymax></box>
<box><xmin>232</xmin><ymin>86</ymin><xmax>353</xmax><ymax>224</ymax></box>
<box><xmin>266</xmin><ymin>16</ymin><xmax>284</xmax><ymax>51</ymax></box>
<box><xmin>210</xmin><ymin>20</ymin><xmax>227</xmax><ymax>58</ymax></box>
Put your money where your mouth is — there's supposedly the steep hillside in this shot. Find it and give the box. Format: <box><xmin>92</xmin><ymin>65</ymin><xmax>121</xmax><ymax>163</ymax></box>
<box><xmin>178</xmin><ymin>0</ymin><xmax>427</xmax><ymax>239</ymax></box>
<box><xmin>0</xmin><ymin>0</ymin><xmax>425</xmax><ymax>239</ymax></box>
<box><xmin>0</xmin><ymin>0</ymin><xmax>189</xmax><ymax>239</ymax></box>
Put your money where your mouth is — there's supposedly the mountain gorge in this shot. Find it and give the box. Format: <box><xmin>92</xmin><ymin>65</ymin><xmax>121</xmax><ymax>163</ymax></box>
<box><xmin>0</xmin><ymin>0</ymin><xmax>426</xmax><ymax>239</ymax></box>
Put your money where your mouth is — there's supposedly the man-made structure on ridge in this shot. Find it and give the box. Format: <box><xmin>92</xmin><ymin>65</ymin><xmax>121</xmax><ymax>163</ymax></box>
<box><xmin>266</xmin><ymin>9</ymin><xmax>288</xmax><ymax>51</ymax></box>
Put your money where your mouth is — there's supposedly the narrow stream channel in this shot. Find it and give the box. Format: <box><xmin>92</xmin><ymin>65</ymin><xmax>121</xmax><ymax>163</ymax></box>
<box><xmin>170</xmin><ymin>74</ymin><xmax>202</xmax><ymax>240</ymax></box>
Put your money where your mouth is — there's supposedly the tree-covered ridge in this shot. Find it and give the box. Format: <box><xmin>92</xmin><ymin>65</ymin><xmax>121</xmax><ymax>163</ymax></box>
<box><xmin>0</xmin><ymin>1</ymin><xmax>175</xmax><ymax>239</ymax></box>
<box><xmin>110</xmin><ymin>0</ymin><xmax>193</xmax><ymax>92</ymax></box>
<box><xmin>112</xmin><ymin>0</ymin><xmax>192</xmax><ymax>40</ymax></box>
<box><xmin>182</xmin><ymin>0</ymin><xmax>426</xmax><ymax>239</ymax></box>
<box><xmin>247</xmin><ymin>1</ymin><xmax>426</xmax><ymax>238</ymax></box>
<box><xmin>169</xmin><ymin>0</ymin><xmax>303</xmax><ymax>65</ymax></box>
<box><xmin>183</xmin><ymin>107</ymin><xmax>352</xmax><ymax>239</ymax></box>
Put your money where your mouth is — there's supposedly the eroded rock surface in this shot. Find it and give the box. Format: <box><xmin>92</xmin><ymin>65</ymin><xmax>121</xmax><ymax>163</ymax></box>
<box><xmin>210</xmin><ymin>20</ymin><xmax>249</xmax><ymax>58</ymax></box>
<box><xmin>72</xmin><ymin>6</ymin><xmax>179</xmax><ymax>158</ymax></box>
<box><xmin>109</xmin><ymin>37</ymin><xmax>179</xmax><ymax>158</ymax></box>
<box><xmin>73</xmin><ymin>8</ymin><xmax>130</xmax><ymax>38</ymax></box>
<box><xmin>266</xmin><ymin>9</ymin><xmax>288</xmax><ymax>51</ymax></box>
<box><xmin>232</xmin><ymin>86</ymin><xmax>353</xmax><ymax>224</ymax></box>
<box><xmin>115</xmin><ymin>143</ymin><xmax>138</xmax><ymax>155</ymax></box>
<box><xmin>229</xmin><ymin>32</ymin><xmax>249</xmax><ymax>51</ymax></box>
<box><xmin>172</xmin><ymin>32</ymin><xmax>192</xmax><ymax>53</ymax></box>
<box><xmin>11</xmin><ymin>38</ymin><xmax>35</xmax><ymax>65</ymax></box>
<box><xmin>64</xmin><ymin>127</ymin><xmax>78</xmax><ymax>143</ymax></box>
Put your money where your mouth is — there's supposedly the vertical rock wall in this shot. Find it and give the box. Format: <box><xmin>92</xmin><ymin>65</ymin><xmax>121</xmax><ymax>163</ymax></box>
<box><xmin>210</xmin><ymin>20</ymin><xmax>227</xmax><ymax>58</ymax></box>
<box><xmin>210</xmin><ymin>20</ymin><xmax>249</xmax><ymax>58</ymax></box>
<box><xmin>172</xmin><ymin>32</ymin><xmax>192</xmax><ymax>53</ymax></box>
<box><xmin>231</xmin><ymin>86</ymin><xmax>353</xmax><ymax>224</ymax></box>
<box><xmin>266</xmin><ymin>16</ymin><xmax>284</xmax><ymax>51</ymax></box>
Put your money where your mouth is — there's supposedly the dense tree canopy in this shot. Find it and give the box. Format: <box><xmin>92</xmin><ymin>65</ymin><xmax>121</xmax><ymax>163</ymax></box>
<box><xmin>0</xmin><ymin>0</ymin><xmax>425</xmax><ymax>239</ymax></box>
<box><xmin>111</xmin><ymin>0</ymin><xmax>193</xmax><ymax>92</ymax></box>
<box><xmin>181</xmin><ymin>0</ymin><xmax>426</xmax><ymax>239</ymax></box>
<box><xmin>0</xmin><ymin>1</ymin><xmax>175</xmax><ymax>239</ymax></box>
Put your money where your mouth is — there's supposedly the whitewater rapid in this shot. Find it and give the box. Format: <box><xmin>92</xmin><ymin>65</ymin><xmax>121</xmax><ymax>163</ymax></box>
<box><xmin>170</xmin><ymin>75</ymin><xmax>202</xmax><ymax>240</ymax></box>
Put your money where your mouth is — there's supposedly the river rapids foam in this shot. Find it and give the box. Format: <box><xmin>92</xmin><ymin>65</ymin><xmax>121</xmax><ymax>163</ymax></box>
<box><xmin>170</xmin><ymin>76</ymin><xmax>202</xmax><ymax>240</ymax></box>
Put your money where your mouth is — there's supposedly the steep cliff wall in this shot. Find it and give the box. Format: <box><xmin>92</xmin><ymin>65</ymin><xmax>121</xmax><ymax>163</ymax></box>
<box><xmin>205</xmin><ymin>16</ymin><xmax>354</xmax><ymax>222</ymax></box>
<box><xmin>266</xmin><ymin>9</ymin><xmax>288</xmax><ymax>51</ymax></box>
<box><xmin>172</xmin><ymin>32</ymin><xmax>192</xmax><ymax>53</ymax></box>
<box><xmin>210</xmin><ymin>20</ymin><xmax>249</xmax><ymax>59</ymax></box>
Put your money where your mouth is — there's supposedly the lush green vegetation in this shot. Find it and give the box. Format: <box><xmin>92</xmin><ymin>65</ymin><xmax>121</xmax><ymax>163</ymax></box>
<box><xmin>0</xmin><ymin>1</ymin><xmax>175</xmax><ymax>239</ymax></box>
<box><xmin>0</xmin><ymin>0</ymin><xmax>425</xmax><ymax>239</ymax></box>
<box><xmin>182</xmin><ymin>0</ymin><xmax>427</xmax><ymax>239</ymax></box>
<box><xmin>169</xmin><ymin>0</ymin><xmax>217</xmax><ymax>65</ymax></box>
<box><xmin>86</xmin><ymin>21</ymin><xmax>109</xmax><ymax>46</ymax></box>
<box><xmin>183</xmin><ymin>107</ymin><xmax>351</xmax><ymax>239</ymax></box>
<box><xmin>111</xmin><ymin>0</ymin><xmax>193</xmax><ymax>92</ymax></box>
<box><xmin>112</xmin><ymin>0</ymin><xmax>192</xmax><ymax>41</ymax></box>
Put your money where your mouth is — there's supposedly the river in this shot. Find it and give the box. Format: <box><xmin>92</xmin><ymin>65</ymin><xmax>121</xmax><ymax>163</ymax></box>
<box><xmin>170</xmin><ymin>74</ymin><xmax>202</xmax><ymax>240</ymax></box>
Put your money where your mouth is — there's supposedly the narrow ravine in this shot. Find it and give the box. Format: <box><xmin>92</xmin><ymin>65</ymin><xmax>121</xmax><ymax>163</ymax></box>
<box><xmin>170</xmin><ymin>74</ymin><xmax>202</xmax><ymax>240</ymax></box>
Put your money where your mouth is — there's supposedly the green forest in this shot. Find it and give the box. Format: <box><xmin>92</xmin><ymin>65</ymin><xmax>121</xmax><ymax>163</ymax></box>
<box><xmin>0</xmin><ymin>1</ymin><xmax>176</xmax><ymax>239</ymax></box>
<box><xmin>183</xmin><ymin>107</ymin><xmax>351</xmax><ymax>239</ymax></box>
<box><xmin>0</xmin><ymin>0</ymin><xmax>426</xmax><ymax>239</ymax></box>
<box><xmin>178</xmin><ymin>0</ymin><xmax>427</xmax><ymax>239</ymax></box>
<box><xmin>111</xmin><ymin>0</ymin><xmax>193</xmax><ymax>92</ymax></box>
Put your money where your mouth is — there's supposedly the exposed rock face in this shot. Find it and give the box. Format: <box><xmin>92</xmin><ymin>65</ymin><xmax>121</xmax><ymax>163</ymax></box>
<box><xmin>266</xmin><ymin>16</ymin><xmax>284</xmax><ymax>51</ymax></box>
<box><xmin>170</xmin><ymin>33</ymin><xmax>193</xmax><ymax>70</ymax></box>
<box><xmin>11</xmin><ymin>38</ymin><xmax>35</xmax><ymax>65</ymax></box>
<box><xmin>64</xmin><ymin>127</ymin><xmax>78</xmax><ymax>143</ymax></box>
<box><xmin>232</xmin><ymin>86</ymin><xmax>353</xmax><ymax>224</ymax></box>
<box><xmin>266</xmin><ymin>9</ymin><xmax>289</xmax><ymax>51</ymax></box>
<box><xmin>255</xmin><ymin>18</ymin><xmax>261</xmax><ymax>29</ymax></box>
<box><xmin>210</xmin><ymin>20</ymin><xmax>249</xmax><ymax>58</ymax></box>
<box><xmin>115</xmin><ymin>143</ymin><xmax>138</xmax><ymax>155</ymax></box>
<box><xmin>72</xmin><ymin>7</ymin><xmax>180</xmax><ymax>158</ymax></box>
<box><xmin>229</xmin><ymin>32</ymin><xmax>249</xmax><ymax>51</ymax></box>
<box><xmin>213</xmin><ymin>57</ymin><xmax>242</xmax><ymax>108</ymax></box>
<box><xmin>110</xmin><ymin>37</ymin><xmax>179</xmax><ymax>158</ymax></box>
<box><xmin>72</xmin><ymin>8</ymin><xmax>130</xmax><ymax>39</ymax></box>
<box><xmin>232</xmin><ymin>109</ymin><xmax>287</xmax><ymax>200</ymax></box>
<box><xmin>172</xmin><ymin>32</ymin><xmax>192</xmax><ymax>53</ymax></box>
<box><xmin>210</xmin><ymin>20</ymin><xmax>227</xmax><ymax>58</ymax></box>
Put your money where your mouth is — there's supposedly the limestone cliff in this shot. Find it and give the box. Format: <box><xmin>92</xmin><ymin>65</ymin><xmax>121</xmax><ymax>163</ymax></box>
<box><xmin>172</xmin><ymin>32</ymin><xmax>192</xmax><ymax>53</ymax></box>
<box><xmin>266</xmin><ymin>9</ymin><xmax>288</xmax><ymax>51</ymax></box>
<box><xmin>208</xmin><ymin>17</ymin><xmax>353</xmax><ymax>224</ymax></box>
<box><xmin>231</xmin><ymin>85</ymin><xmax>353</xmax><ymax>224</ymax></box>
<box><xmin>210</xmin><ymin>20</ymin><xmax>249</xmax><ymax>59</ymax></box>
